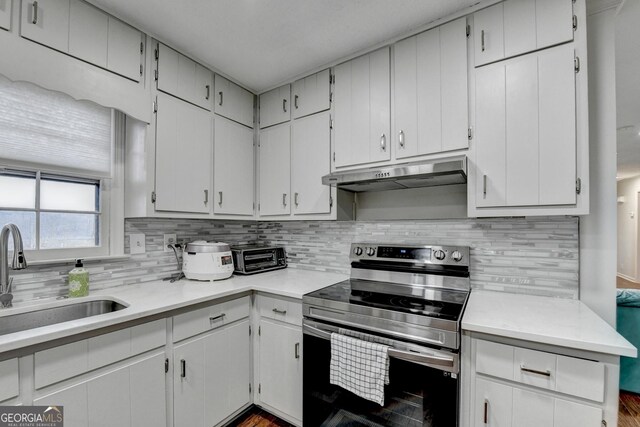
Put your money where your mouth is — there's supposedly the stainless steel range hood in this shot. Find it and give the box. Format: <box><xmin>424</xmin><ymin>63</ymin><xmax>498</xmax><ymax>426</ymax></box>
<box><xmin>321</xmin><ymin>155</ymin><xmax>467</xmax><ymax>193</ymax></box>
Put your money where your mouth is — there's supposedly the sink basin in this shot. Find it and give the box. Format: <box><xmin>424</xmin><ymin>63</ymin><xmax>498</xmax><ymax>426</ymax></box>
<box><xmin>0</xmin><ymin>299</ymin><xmax>127</xmax><ymax>336</ymax></box>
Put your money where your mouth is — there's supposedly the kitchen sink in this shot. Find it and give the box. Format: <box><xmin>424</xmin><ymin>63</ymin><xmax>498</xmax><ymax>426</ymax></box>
<box><xmin>0</xmin><ymin>299</ymin><xmax>128</xmax><ymax>336</ymax></box>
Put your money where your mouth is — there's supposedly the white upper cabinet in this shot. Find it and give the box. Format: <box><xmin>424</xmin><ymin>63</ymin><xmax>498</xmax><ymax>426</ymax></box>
<box><xmin>214</xmin><ymin>74</ymin><xmax>255</xmax><ymax>128</ymax></box>
<box><xmin>292</xmin><ymin>69</ymin><xmax>331</xmax><ymax>119</ymax></box>
<box><xmin>394</xmin><ymin>17</ymin><xmax>468</xmax><ymax>160</ymax></box>
<box><xmin>259</xmin><ymin>123</ymin><xmax>291</xmax><ymax>216</ymax></box>
<box><xmin>69</xmin><ymin>0</ymin><xmax>108</xmax><ymax>68</ymax></box>
<box><xmin>260</xmin><ymin>84</ymin><xmax>291</xmax><ymax>129</ymax></box>
<box><xmin>155</xmin><ymin>92</ymin><xmax>212</xmax><ymax>214</ymax></box>
<box><xmin>107</xmin><ymin>17</ymin><xmax>143</xmax><ymax>82</ymax></box>
<box><xmin>21</xmin><ymin>0</ymin><xmax>70</xmax><ymax>53</ymax></box>
<box><xmin>333</xmin><ymin>47</ymin><xmax>390</xmax><ymax>168</ymax></box>
<box><xmin>0</xmin><ymin>0</ymin><xmax>11</xmax><ymax>31</ymax></box>
<box><xmin>291</xmin><ymin>111</ymin><xmax>331</xmax><ymax>215</ymax></box>
<box><xmin>474</xmin><ymin>0</ymin><xmax>574</xmax><ymax>67</ymax></box>
<box><xmin>475</xmin><ymin>43</ymin><xmax>577</xmax><ymax>209</ymax></box>
<box><xmin>157</xmin><ymin>43</ymin><xmax>214</xmax><ymax>111</ymax></box>
<box><xmin>214</xmin><ymin>116</ymin><xmax>255</xmax><ymax>216</ymax></box>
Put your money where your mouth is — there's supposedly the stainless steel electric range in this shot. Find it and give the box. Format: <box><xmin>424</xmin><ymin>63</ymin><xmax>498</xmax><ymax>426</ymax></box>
<box><xmin>302</xmin><ymin>243</ymin><xmax>471</xmax><ymax>427</ymax></box>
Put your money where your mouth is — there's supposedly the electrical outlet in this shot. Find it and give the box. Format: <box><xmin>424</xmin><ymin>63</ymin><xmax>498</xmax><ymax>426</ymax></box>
<box><xmin>129</xmin><ymin>234</ymin><xmax>146</xmax><ymax>254</ymax></box>
<box><xmin>164</xmin><ymin>234</ymin><xmax>177</xmax><ymax>252</ymax></box>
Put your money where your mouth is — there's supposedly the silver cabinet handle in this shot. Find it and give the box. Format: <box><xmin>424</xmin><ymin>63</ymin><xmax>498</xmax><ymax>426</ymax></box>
<box><xmin>283</xmin><ymin>99</ymin><xmax>287</xmax><ymax>113</ymax></box>
<box><xmin>398</xmin><ymin>130</ymin><xmax>405</xmax><ymax>148</ymax></box>
<box><xmin>294</xmin><ymin>94</ymin><xmax>299</xmax><ymax>109</ymax></box>
<box><xmin>32</xmin><ymin>1</ymin><xmax>38</xmax><ymax>25</ymax></box>
<box><xmin>380</xmin><ymin>133</ymin><xmax>386</xmax><ymax>151</ymax></box>
<box><xmin>204</xmin><ymin>189</ymin><xmax>208</xmax><ymax>205</ymax></box>
<box><xmin>218</xmin><ymin>191</ymin><xmax>223</xmax><ymax>205</ymax></box>
<box><xmin>295</xmin><ymin>342</ymin><xmax>300</xmax><ymax>359</ymax></box>
<box><xmin>180</xmin><ymin>359</ymin><xmax>186</xmax><ymax>378</ymax></box>
<box><xmin>483</xmin><ymin>175</ymin><xmax>487</xmax><ymax>197</ymax></box>
<box><xmin>209</xmin><ymin>313</ymin><xmax>226</xmax><ymax>323</ymax></box>
<box><xmin>205</xmin><ymin>85</ymin><xmax>210</xmax><ymax>100</ymax></box>
<box><xmin>520</xmin><ymin>366</ymin><xmax>551</xmax><ymax>377</ymax></box>
<box><xmin>481</xmin><ymin>30</ymin><xmax>486</xmax><ymax>52</ymax></box>
<box><xmin>282</xmin><ymin>193</ymin><xmax>287</xmax><ymax>206</ymax></box>
<box><xmin>272</xmin><ymin>308</ymin><xmax>287</xmax><ymax>315</ymax></box>
<box><xmin>219</xmin><ymin>91</ymin><xmax>223</xmax><ymax>106</ymax></box>
<box><xmin>484</xmin><ymin>399</ymin><xmax>488</xmax><ymax>424</ymax></box>
<box><xmin>294</xmin><ymin>192</ymin><xmax>299</xmax><ymax>206</ymax></box>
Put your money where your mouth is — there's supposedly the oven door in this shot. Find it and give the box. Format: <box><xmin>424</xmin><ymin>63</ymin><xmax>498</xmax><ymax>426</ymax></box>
<box><xmin>303</xmin><ymin>319</ymin><xmax>459</xmax><ymax>427</ymax></box>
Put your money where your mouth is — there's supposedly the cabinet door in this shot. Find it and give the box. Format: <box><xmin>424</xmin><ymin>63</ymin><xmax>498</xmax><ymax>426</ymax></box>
<box><xmin>174</xmin><ymin>337</ymin><xmax>206</xmax><ymax>427</ymax></box>
<box><xmin>35</xmin><ymin>383</ymin><xmax>89</xmax><ymax>427</ymax></box>
<box><xmin>215</xmin><ymin>75</ymin><xmax>254</xmax><ymax>128</ymax></box>
<box><xmin>512</xmin><ymin>388</ymin><xmax>553</xmax><ymax>427</ymax></box>
<box><xmin>292</xmin><ymin>69</ymin><xmax>331</xmax><ymax>119</ymax></box>
<box><xmin>259</xmin><ymin>319</ymin><xmax>302</xmax><ymax>421</ymax></box>
<box><xmin>260</xmin><ymin>84</ymin><xmax>291</xmax><ymax>129</ymax></box>
<box><xmin>394</xmin><ymin>35</ymin><xmax>419</xmax><ymax>158</ymax></box>
<box><xmin>157</xmin><ymin>43</ymin><xmax>180</xmax><ymax>98</ymax></box>
<box><xmin>21</xmin><ymin>0</ymin><xmax>70</xmax><ymax>53</ymax></box>
<box><xmin>553</xmin><ymin>399</ymin><xmax>602</xmax><ymax>427</ymax></box>
<box><xmin>291</xmin><ymin>111</ymin><xmax>331</xmax><ymax>215</ymax></box>
<box><xmin>155</xmin><ymin>93</ymin><xmax>212</xmax><ymax>214</ymax></box>
<box><xmin>87</xmin><ymin>366</ymin><xmax>131</xmax><ymax>427</ymax></box>
<box><xmin>536</xmin><ymin>0</ymin><xmax>573</xmax><ymax>50</ymax></box>
<box><xmin>503</xmin><ymin>0</ymin><xmax>536</xmax><ymax>59</ymax></box>
<box><xmin>474</xmin><ymin>3</ymin><xmax>504</xmax><ymax>66</ymax></box>
<box><xmin>474</xmin><ymin>378</ymin><xmax>512</xmax><ymax>427</ymax></box>
<box><xmin>68</xmin><ymin>0</ymin><xmax>108</xmax><ymax>67</ymax></box>
<box><xmin>259</xmin><ymin>123</ymin><xmax>291</xmax><ymax>216</ymax></box>
<box><xmin>334</xmin><ymin>48</ymin><xmax>390</xmax><ymax>168</ymax></box>
<box><xmin>224</xmin><ymin>319</ymin><xmax>251</xmax><ymax>417</ymax></box>
<box><xmin>194</xmin><ymin>64</ymin><xmax>214</xmax><ymax>111</ymax></box>
<box><xmin>0</xmin><ymin>0</ymin><xmax>11</xmax><ymax>31</ymax></box>
<box><xmin>203</xmin><ymin>327</ymin><xmax>228</xmax><ymax>427</ymax></box>
<box><xmin>130</xmin><ymin>354</ymin><xmax>167</xmax><ymax>427</ymax></box>
<box><xmin>107</xmin><ymin>18</ymin><xmax>142</xmax><ymax>82</ymax></box>
<box><xmin>214</xmin><ymin>116</ymin><xmax>255</xmax><ymax>216</ymax></box>
<box><xmin>475</xmin><ymin>63</ymin><xmax>506</xmax><ymax>207</ymax></box>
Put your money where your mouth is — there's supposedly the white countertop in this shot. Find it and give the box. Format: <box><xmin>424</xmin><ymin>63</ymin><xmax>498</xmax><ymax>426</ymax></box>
<box><xmin>0</xmin><ymin>269</ymin><xmax>348</xmax><ymax>354</ymax></box>
<box><xmin>463</xmin><ymin>290</ymin><xmax>637</xmax><ymax>358</ymax></box>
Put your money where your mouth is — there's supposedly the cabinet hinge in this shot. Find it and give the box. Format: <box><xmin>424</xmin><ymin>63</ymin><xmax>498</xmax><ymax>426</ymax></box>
<box><xmin>330</xmin><ymin>91</ymin><xmax>333</xmax><ymax>103</ymax></box>
<box><xmin>249</xmin><ymin>383</ymin><xmax>252</xmax><ymax>394</ymax></box>
<box><xmin>572</xmin><ymin>15</ymin><xmax>578</xmax><ymax>31</ymax></box>
<box><xmin>153</xmin><ymin>96</ymin><xmax>158</xmax><ymax>113</ymax></box>
<box><xmin>330</xmin><ymin>195</ymin><xmax>334</xmax><ymax>208</ymax></box>
<box><xmin>330</xmin><ymin>117</ymin><xmax>334</xmax><ymax>130</ymax></box>
<box><xmin>576</xmin><ymin>178</ymin><xmax>582</xmax><ymax>195</ymax></box>
<box><xmin>155</xmin><ymin>69</ymin><xmax>159</xmax><ymax>81</ymax></box>
<box><xmin>155</xmin><ymin>46</ymin><xmax>159</xmax><ymax>60</ymax></box>
<box><xmin>139</xmin><ymin>64</ymin><xmax>143</xmax><ymax>76</ymax></box>
<box><xmin>258</xmin><ymin>325</ymin><xmax>261</xmax><ymax>336</ymax></box>
<box><xmin>468</xmin><ymin>127</ymin><xmax>473</xmax><ymax>140</ymax></box>
<box><xmin>574</xmin><ymin>57</ymin><xmax>580</xmax><ymax>73</ymax></box>
<box><xmin>258</xmin><ymin>203</ymin><xmax>261</xmax><ymax>211</ymax></box>
<box><xmin>330</xmin><ymin>73</ymin><xmax>334</xmax><ymax>84</ymax></box>
<box><xmin>249</xmin><ymin>325</ymin><xmax>252</xmax><ymax>335</ymax></box>
<box><xmin>333</xmin><ymin>152</ymin><xmax>336</xmax><ymax>162</ymax></box>
<box><xmin>140</xmin><ymin>42</ymin><xmax>144</xmax><ymax>54</ymax></box>
<box><xmin>258</xmin><ymin>384</ymin><xmax>261</xmax><ymax>394</ymax></box>
<box><xmin>466</xmin><ymin>25</ymin><xmax>471</xmax><ymax>37</ymax></box>
<box><xmin>164</xmin><ymin>358</ymin><xmax>169</xmax><ymax>373</ymax></box>
<box><xmin>151</xmin><ymin>191</ymin><xmax>157</xmax><ymax>203</ymax></box>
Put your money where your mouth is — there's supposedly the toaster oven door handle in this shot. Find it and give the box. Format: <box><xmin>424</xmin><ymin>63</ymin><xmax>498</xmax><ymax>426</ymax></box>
<box><xmin>302</xmin><ymin>323</ymin><xmax>455</xmax><ymax>369</ymax></box>
<box><xmin>244</xmin><ymin>253</ymin><xmax>275</xmax><ymax>261</ymax></box>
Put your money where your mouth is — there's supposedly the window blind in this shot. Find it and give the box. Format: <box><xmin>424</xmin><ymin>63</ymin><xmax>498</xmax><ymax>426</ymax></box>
<box><xmin>0</xmin><ymin>74</ymin><xmax>112</xmax><ymax>178</ymax></box>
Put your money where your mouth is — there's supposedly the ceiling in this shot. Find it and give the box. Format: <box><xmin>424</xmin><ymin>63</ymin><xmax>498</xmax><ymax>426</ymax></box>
<box><xmin>616</xmin><ymin>0</ymin><xmax>640</xmax><ymax>180</ymax></box>
<box><xmin>89</xmin><ymin>0</ymin><xmax>480</xmax><ymax>93</ymax></box>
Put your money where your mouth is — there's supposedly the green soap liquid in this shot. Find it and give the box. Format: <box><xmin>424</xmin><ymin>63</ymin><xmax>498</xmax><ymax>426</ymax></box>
<box><xmin>69</xmin><ymin>270</ymin><xmax>89</xmax><ymax>297</ymax></box>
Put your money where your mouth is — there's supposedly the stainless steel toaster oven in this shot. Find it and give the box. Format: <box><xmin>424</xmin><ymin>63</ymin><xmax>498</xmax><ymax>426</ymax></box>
<box><xmin>231</xmin><ymin>244</ymin><xmax>287</xmax><ymax>275</ymax></box>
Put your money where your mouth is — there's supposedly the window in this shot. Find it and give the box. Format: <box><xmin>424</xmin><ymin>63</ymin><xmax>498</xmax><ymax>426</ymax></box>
<box><xmin>0</xmin><ymin>75</ymin><xmax>123</xmax><ymax>261</ymax></box>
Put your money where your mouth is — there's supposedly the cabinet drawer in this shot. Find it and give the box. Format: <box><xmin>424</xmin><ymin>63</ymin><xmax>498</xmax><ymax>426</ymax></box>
<box><xmin>257</xmin><ymin>294</ymin><xmax>302</xmax><ymax>326</ymax></box>
<box><xmin>514</xmin><ymin>347</ymin><xmax>556</xmax><ymax>391</ymax></box>
<box><xmin>556</xmin><ymin>355</ymin><xmax>605</xmax><ymax>402</ymax></box>
<box><xmin>476</xmin><ymin>339</ymin><xmax>514</xmax><ymax>380</ymax></box>
<box><xmin>0</xmin><ymin>358</ymin><xmax>19</xmax><ymax>402</ymax></box>
<box><xmin>173</xmin><ymin>296</ymin><xmax>250</xmax><ymax>342</ymax></box>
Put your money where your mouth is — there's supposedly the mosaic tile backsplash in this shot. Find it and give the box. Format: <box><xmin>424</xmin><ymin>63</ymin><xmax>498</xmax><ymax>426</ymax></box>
<box><xmin>9</xmin><ymin>216</ymin><xmax>579</xmax><ymax>303</ymax></box>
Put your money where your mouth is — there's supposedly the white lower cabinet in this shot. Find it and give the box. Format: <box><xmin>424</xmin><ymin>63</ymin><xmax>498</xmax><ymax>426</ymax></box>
<box><xmin>173</xmin><ymin>318</ymin><xmax>251</xmax><ymax>427</ymax></box>
<box><xmin>0</xmin><ymin>0</ymin><xmax>11</xmax><ymax>31</ymax></box>
<box><xmin>34</xmin><ymin>352</ymin><xmax>166</xmax><ymax>427</ymax></box>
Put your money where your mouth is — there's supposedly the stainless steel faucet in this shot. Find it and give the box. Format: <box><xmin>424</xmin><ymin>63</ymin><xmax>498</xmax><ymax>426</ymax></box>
<box><xmin>0</xmin><ymin>224</ymin><xmax>28</xmax><ymax>308</ymax></box>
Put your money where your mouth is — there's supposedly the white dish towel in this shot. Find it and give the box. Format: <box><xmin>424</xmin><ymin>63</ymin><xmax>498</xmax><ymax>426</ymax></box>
<box><xmin>329</xmin><ymin>332</ymin><xmax>390</xmax><ymax>406</ymax></box>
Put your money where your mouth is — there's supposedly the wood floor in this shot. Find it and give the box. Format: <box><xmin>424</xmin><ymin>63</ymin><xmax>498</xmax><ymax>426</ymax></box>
<box><xmin>620</xmin><ymin>392</ymin><xmax>640</xmax><ymax>427</ymax></box>
<box><xmin>227</xmin><ymin>408</ymin><xmax>293</xmax><ymax>427</ymax></box>
<box><xmin>618</xmin><ymin>276</ymin><xmax>640</xmax><ymax>290</ymax></box>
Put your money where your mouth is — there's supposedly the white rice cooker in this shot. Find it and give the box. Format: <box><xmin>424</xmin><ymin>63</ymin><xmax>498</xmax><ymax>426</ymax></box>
<box><xmin>182</xmin><ymin>241</ymin><xmax>234</xmax><ymax>281</ymax></box>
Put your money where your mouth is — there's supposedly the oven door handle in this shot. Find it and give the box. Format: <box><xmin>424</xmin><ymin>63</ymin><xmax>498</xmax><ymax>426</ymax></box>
<box><xmin>303</xmin><ymin>323</ymin><xmax>455</xmax><ymax>369</ymax></box>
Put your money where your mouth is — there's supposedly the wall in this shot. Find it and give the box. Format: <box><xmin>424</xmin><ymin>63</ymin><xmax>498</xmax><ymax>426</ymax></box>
<box><xmin>8</xmin><ymin>216</ymin><xmax>580</xmax><ymax>304</ymax></box>
<box><xmin>617</xmin><ymin>176</ymin><xmax>640</xmax><ymax>282</ymax></box>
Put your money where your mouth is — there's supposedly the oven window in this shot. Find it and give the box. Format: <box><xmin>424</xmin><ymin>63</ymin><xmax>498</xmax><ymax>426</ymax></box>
<box><xmin>303</xmin><ymin>334</ymin><xmax>458</xmax><ymax>427</ymax></box>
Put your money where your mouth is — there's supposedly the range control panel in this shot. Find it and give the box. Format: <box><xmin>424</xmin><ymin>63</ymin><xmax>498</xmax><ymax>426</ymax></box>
<box><xmin>349</xmin><ymin>243</ymin><xmax>469</xmax><ymax>266</ymax></box>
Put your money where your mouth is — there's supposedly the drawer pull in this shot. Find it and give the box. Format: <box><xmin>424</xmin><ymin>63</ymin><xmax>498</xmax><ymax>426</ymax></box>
<box><xmin>483</xmin><ymin>399</ymin><xmax>488</xmax><ymax>424</ymax></box>
<box><xmin>209</xmin><ymin>313</ymin><xmax>226</xmax><ymax>323</ymax></box>
<box><xmin>272</xmin><ymin>308</ymin><xmax>287</xmax><ymax>315</ymax></box>
<box><xmin>520</xmin><ymin>366</ymin><xmax>551</xmax><ymax>377</ymax></box>
<box><xmin>180</xmin><ymin>359</ymin><xmax>186</xmax><ymax>378</ymax></box>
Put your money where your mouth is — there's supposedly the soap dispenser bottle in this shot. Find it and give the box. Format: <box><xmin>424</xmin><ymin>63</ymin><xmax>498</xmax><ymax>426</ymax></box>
<box><xmin>69</xmin><ymin>259</ymin><xmax>89</xmax><ymax>297</ymax></box>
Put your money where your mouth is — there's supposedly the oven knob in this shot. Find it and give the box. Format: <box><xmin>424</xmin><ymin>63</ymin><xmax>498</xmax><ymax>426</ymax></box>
<box><xmin>434</xmin><ymin>249</ymin><xmax>446</xmax><ymax>260</ymax></box>
<box><xmin>366</xmin><ymin>247</ymin><xmax>376</xmax><ymax>256</ymax></box>
<box><xmin>353</xmin><ymin>246</ymin><xmax>363</xmax><ymax>256</ymax></box>
<box><xmin>451</xmin><ymin>250</ymin><xmax>463</xmax><ymax>262</ymax></box>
